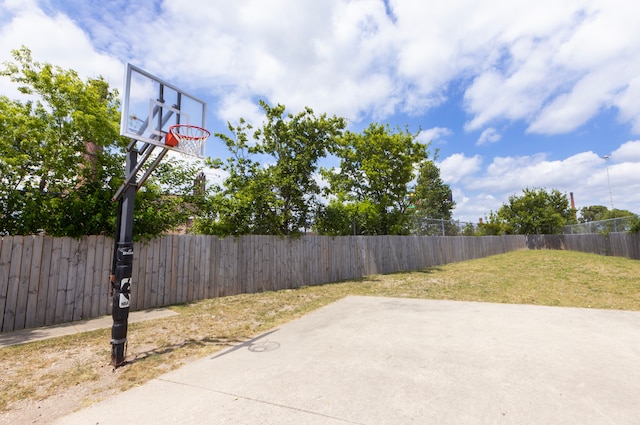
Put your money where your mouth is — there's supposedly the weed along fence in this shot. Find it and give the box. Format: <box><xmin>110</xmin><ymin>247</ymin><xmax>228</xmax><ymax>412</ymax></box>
<box><xmin>1</xmin><ymin>232</ymin><xmax>639</xmax><ymax>332</ymax></box>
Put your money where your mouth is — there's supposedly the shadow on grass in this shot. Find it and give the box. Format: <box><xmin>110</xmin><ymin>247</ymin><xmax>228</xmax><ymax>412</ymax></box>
<box><xmin>125</xmin><ymin>335</ymin><xmax>246</xmax><ymax>366</ymax></box>
<box><xmin>368</xmin><ymin>267</ymin><xmax>444</xmax><ymax>279</ymax></box>
<box><xmin>124</xmin><ymin>328</ymin><xmax>282</xmax><ymax>367</ymax></box>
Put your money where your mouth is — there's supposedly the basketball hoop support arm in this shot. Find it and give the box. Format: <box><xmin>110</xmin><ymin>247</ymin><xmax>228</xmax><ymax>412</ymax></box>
<box><xmin>111</xmin><ymin>144</ymin><xmax>168</xmax><ymax>201</ymax></box>
<box><xmin>111</xmin><ymin>107</ymin><xmax>175</xmax><ymax>201</ymax></box>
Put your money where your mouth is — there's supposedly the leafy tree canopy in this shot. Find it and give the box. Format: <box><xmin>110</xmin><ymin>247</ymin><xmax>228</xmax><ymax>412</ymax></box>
<box><xmin>196</xmin><ymin>101</ymin><xmax>346</xmax><ymax>236</ymax></box>
<box><xmin>319</xmin><ymin>123</ymin><xmax>433</xmax><ymax>235</ymax></box>
<box><xmin>491</xmin><ymin>187</ymin><xmax>575</xmax><ymax>235</ymax></box>
<box><xmin>0</xmin><ymin>47</ymin><xmax>204</xmax><ymax>238</ymax></box>
<box><xmin>405</xmin><ymin>160</ymin><xmax>455</xmax><ymax>234</ymax></box>
<box><xmin>579</xmin><ymin>205</ymin><xmax>636</xmax><ymax>222</ymax></box>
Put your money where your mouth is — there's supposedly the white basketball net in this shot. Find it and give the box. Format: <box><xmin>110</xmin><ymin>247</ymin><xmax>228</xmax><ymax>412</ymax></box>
<box><xmin>169</xmin><ymin>125</ymin><xmax>210</xmax><ymax>158</ymax></box>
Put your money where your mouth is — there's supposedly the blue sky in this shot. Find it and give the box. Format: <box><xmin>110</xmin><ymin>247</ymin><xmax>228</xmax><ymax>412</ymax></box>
<box><xmin>2</xmin><ymin>0</ymin><xmax>640</xmax><ymax>222</ymax></box>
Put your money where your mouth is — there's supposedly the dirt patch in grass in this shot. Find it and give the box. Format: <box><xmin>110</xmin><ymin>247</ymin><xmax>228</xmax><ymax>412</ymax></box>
<box><xmin>1</xmin><ymin>249</ymin><xmax>639</xmax><ymax>423</ymax></box>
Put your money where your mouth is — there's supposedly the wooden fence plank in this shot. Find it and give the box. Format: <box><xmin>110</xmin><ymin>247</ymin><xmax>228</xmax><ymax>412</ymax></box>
<box><xmin>133</xmin><ymin>241</ymin><xmax>146</xmax><ymax>311</ymax></box>
<box><xmin>221</xmin><ymin>236</ymin><xmax>230</xmax><ymax>295</ymax></box>
<box><xmin>2</xmin><ymin>237</ymin><xmax>23</xmax><ymax>332</ymax></box>
<box><xmin>45</xmin><ymin>238</ymin><xmax>62</xmax><ymax>325</ymax></box>
<box><xmin>223</xmin><ymin>238</ymin><xmax>238</xmax><ymax>296</ymax></box>
<box><xmin>168</xmin><ymin>235</ymin><xmax>178</xmax><ymax>305</ymax></box>
<box><xmin>300</xmin><ymin>237</ymin><xmax>308</xmax><ymax>287</ymax></box>
<box><xmin>208</xmin><ymin>237</ymin><xmax>219</xmax><ymax>298</ymax></box>
<box><xmin>90</xmin><ymin>235</ymin><xmax>105</xmax><ymax>318</ymax></box>
<box><xmin>165</xmin><ymin>235</ymin><xmax>175</xmax><ymax>305</ymax></box>
<box><xmin>243</xmin><ymin>235</ymin><xmax>253</xmax><ymax>294</ymax></box>
<box><xmin>87</xmin><ymin>237</ymin><xmax>101</xmax><ymax>318</ymax></box>
<box><xmin>202</xmin><ymin>235</ymin><xmax>210</xmax><ymax>299</ymax></box>
<box><xmin>81</xmin><ymin>236</ymin><xmax>96</xmax><ymax>321</ymax></box>
<box><xmin>153</xmin><ymin>238</ymin><xmax>162</xmax><ymax>307</ymax></box>
<box><xmin>305</xmin><ymin>236</ymin><xmax>315</xmax><ymax>286</ymax></box>
<box><xmin>156</xmin><ymin>236</ymin><xmax>168</xmax><ymax>306</ymax></box>
<box><xmin>73</xmin><ymin>237</ymin><xmax>89</xmax><ymax>321</ymax></box>
<box><xmin>193</xmin><ymin>236</ymin><xmax>204</xmax><ymax>301</ymax></box>
<box><xmin>64</xmin><ymin>238</ymin><xmax>81</xmax><ymax>323</ymax></box>
<box><xmin>102</xmin><ymin>237</ymin><xmax>114</xmax><ymax>316</ymax></box>
<box><xmin>270</xmin><ymin>237</ymin><xmax>279</xmax><ymax>292</ymax></box>
<box><xmin>284</xmin><ymin>238</ymin><xmax>294</xmax><ymax>289</ymax></box>
<box><xmin>54</xmin><ymin>238</ymin><xmax>71</xmax><ymax>324</ymax></box>
<box><xmin>176</xmin><ymin>236</ymin><xmax>187</xmax><ymax>303</ymax></box>
<box><xmin>186</xmin><ymin>235</ymin><xmax>197</xmax><ymax>302</ymax></box>
<box><xmin>0</xmin><ymin>237</ymin><xmax>10</xmax><ymax>331</ymax></box>
<box><xmin>201</xmin><ymin>235</ymin><xmax>211</xmax><ymax>300</ymax></box>
<box><xmin>25</xmin><ymin>236</ymin><xmax>44</xmax><ymax>329</ymax></box>
<box><xmin>12</xmin><ymin>236</ymin><xmax>34</xmax><ymax>331</ymax></box>
<box><xmin>144</xmin><ymin>240</ymin><xmax>157</xmax><ymax>309</ymax></box>
<box><xmin>35</xmin><ymin>236</ymin><xmax>53</xmax><ymax>328</ymax></box>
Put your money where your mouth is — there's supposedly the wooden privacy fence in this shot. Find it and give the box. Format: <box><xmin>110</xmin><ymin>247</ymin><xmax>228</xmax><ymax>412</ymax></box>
<box><xmin>1</xmin><ymin>234</ymin><xmax>525</xmax><ymax>332</ymax></box>
<box><xmin>526</xmin><ymin>233</ymin><xmax>640</xmax><ymax>258</ymax></box>
<box><xmin>2</xmin><ymin>232</ymin><xmax>639</xmax><ymax>332</ymax></box>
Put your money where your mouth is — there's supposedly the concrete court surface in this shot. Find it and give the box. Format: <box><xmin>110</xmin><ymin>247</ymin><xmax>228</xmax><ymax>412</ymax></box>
<box><xmin>56</xmin><ymin>296</ymin><xmax>640</xmax><ymax>425</ymax></box>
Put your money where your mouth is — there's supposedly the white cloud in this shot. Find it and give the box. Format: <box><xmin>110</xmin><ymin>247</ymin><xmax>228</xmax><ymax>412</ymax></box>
<box><xmin>613</xmin><ymin>78</ymin><xmax>640</xmax><ymax>133</ymax></box>
<box><xmin>450</xmin><ymin>147</ymin><xmax>640</xmax><ymax>222</ymax></box>
<box><xmin>5</xmin><ymin>0</ymin><xmax>640</xmax><ymax>136</ymax></box>
<box><xmin>0</xmin><ymin>0</ymin><xmax>122</xmax><ymax>91</ymax></box>
<box><xmin>438</xmin><ymin>153</ymin><xmax>482</xmax><ymax>184</ymax></box>
<box><xmin>470</xmin><ymin>151</ymin><xmax>601</xmax><ymax>192</ymax></box>
<box><xmin>461</xmin><ymin>1</ymin><xmax>640</xmax><ymax>135</ymax></box>
<box><xmin>418</xmin><ymin>127</ymin><xmax>452</xmax><ymax>144</ymax></box>
<box><xmin>527</xmin><ymin>64</ymin><xmax>622</xmax><ymax>134</ymax></box>
<box><xmin>476</xmin><ymin>128</ymin><xmax>501</xmax><ymax>146</ymax></box>
<box><xmin>452</xmin><ymin>191</ymin><xmax>502</xmax><ymax>222</ymax></box>
<box><xmin>134</xmin><ymin>0</ymin><xmax>400</xmax><ymax>123</ymax></box>
<box><xmin>216</xmin><ymin>93</ymin><xmax>266</xmax><ymax>130</ymax></box>
<box><xmin>611</xmin><ymin>140</ymin><xmax>640</xmax><ymax>162</ymax></box>
<box><xmin>3</xmin><ymin>0</ymin><xmax>640</xmax><ymax>224</ymax></box>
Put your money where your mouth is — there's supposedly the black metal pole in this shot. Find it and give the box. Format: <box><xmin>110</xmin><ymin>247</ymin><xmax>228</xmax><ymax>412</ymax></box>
<box><xmin>110</xmin><ymin>146</ymin><xmax>138</xmax><ymax>367</ymax></box>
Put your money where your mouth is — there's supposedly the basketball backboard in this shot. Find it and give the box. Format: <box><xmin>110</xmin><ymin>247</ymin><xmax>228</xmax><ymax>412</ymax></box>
<box><xmin>120</xmin><ymin>64</ymin><xmax>207</xmax><ymax>158</ymax></box>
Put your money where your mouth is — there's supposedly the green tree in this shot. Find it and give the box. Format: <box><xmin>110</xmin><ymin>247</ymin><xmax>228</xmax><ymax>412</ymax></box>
<box><xmin>497</xmin><ymin>188</ymin><xmax>574</xmax><ymax>235</ymax></box>
<box><xmin>578</xmin><ymin>205</ymin><xmax>609</xmax><ymax>223</ymax></box>
<box><xmin>606</xmin><ymin>208</ymin><xmax>637</xmax><ymax>219</ymax></box>
<box><xmin>196</xmin><ymin>102</ymin><xmax>346</xmax><ymax>236</ymax></box>
<box><xmin>476</xmin><ymin>211</ymin><xmax>508</xmax><ymax>235</ymax></box>
<box><xmin>411</xmin><ymin>161</ymin><xmax>454</xmax><ymax>219</ymax></box>
<box><xmin>320</xmin><ymin>123</ymin><xmax>429</xmax><ymax>235</ymax></box>
<box><xmin>0</xmin><ymin>47</ymin><xmax>203</xmax><ymax>237</ymax></box>
<box><xmin>313</xmin><ymin>199</ymin><xmax>380</xmax><ymax>236</ymax></box>
<box><xmin>407</xmin><ymin>160</ymin><xmax>455</xmax><ymax>234</ymax></box>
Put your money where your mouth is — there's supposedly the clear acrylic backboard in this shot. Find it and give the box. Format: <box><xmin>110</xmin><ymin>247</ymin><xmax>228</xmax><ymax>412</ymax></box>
<box><xmin>119</xmin><ymin>64</ymin><xmax>207</xmax><ymax>158</ymax></box>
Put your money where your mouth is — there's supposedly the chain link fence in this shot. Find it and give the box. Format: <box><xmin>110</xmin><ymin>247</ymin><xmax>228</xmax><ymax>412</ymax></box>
<box><xmin>562</xmin><ymin>216</ymin><xmax>638</xmax><ymax>234</ymax></box>
<box><xmin>409</xmin><ymin>218</ymin><xmax>478</xmax><ymax>236</ymax></box>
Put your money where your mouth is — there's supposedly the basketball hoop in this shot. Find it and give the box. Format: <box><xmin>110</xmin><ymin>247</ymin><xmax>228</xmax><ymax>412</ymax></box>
<box><xmin>165</xmin><ymin>124</ymin><xmax>210</xmax><ymax>157</ymax></box>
